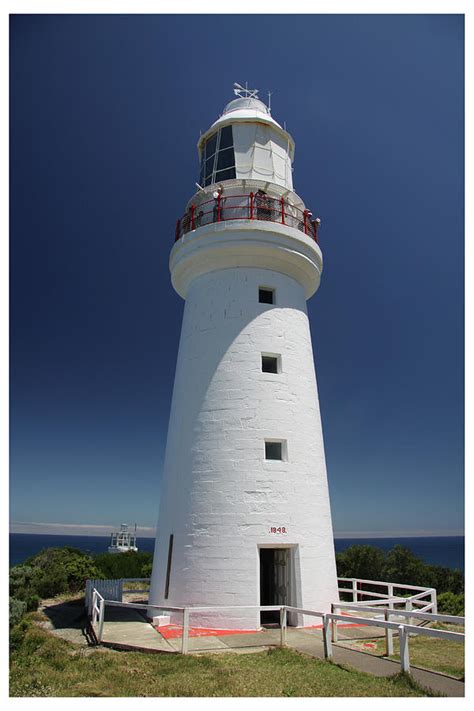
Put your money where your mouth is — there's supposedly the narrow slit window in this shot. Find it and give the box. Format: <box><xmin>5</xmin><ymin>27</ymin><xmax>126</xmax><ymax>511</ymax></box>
<box><xmin>265</xmin><ymin>440</ymin><xmax>284</xmax><ymax>461</ymax></box>
<box><xmin>259</xmin><ymin>287</ymin><xmax>274</xmax><ymax>304</ymax></box>
<box><xmin>262</xmin><ymin>354</ymin><xmax>279</xmax><ymax>374</ymax></box>
<box><xmin>164</xmin><ymin>533</ymin><xmax>174</xmax><ymax>599</ymax></box>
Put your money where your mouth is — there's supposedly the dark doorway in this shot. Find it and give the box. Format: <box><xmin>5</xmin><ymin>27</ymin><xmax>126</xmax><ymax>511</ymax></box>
<box><xmin>259</xmin><ymin>548</ymin><xmax>291</xmax><ymax>625</ymax></box>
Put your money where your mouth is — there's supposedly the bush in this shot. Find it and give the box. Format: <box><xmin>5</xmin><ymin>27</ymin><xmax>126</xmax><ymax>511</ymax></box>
<box><xmin>437</xmin><ymin>591</ymin><xmax>464</xmax><ymax>616</ymax></box>
<box><xmin>335</xmin><ymin>544</ymin><xmax>464</xmax><ymax>596</ymax></box>
<box><xmin>93</xmin><ymin>551</ymin><xmax>153</xmax><ymax>580</ymax></box>
<box><xmin>10</xmin><ymin>597</ymin><xmax>27</xmax><ymax>628</ymax></box>
<box><xmin>25</xmin><ymin>594</ymin><xmax>41</xmax><ymax>612</ymax></box>
<box><xmin>9</xmin><ymin>547</ymin><xmax>102</xmax><ymax>616</ymax></box>
<box><xmin>141</xmin><ymin>562</ymin><xmax>152</xmax><ymax>577</ymax></box>
<box><xmin>383</xmin><ymin>545</ymin><xmax>430</xmax><ymax>588</ymax></box>
<box><xmin>25</xmin><ymin>547</ymin><xmax>102</xmax><ymax>593</ymax></box>
<box><xmin>336</xmin><ymin>545</ymin><xmax>386</xmax><ymax>581</ymax></box>
<box><xmin>9</xmin><ymin>565</ymin><xmax>36</xmax><ymax>601</ymax></box>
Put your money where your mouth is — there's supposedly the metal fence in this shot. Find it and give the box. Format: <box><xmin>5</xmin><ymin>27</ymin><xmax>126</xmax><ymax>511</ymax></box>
<box><xmin>175</xmin><ymin>192</ymin><xmax>320</xmax><ymax>243</ymax></box>
<box><xmin>87</xmin><ymin>591</ymin><xmax>464</xmax><ymax>675</ymax></box>
<box><xmin>337</xmin><ymin>577</ymin><xmax>437</xmax><ymax>613</ymax></box>
<box><xmin>85</xmin><ymin>579</ymin><xmax>123</xmax><ymax>615</ymax></box>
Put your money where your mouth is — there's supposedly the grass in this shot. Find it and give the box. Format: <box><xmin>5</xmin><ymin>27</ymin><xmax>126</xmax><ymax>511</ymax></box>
<box><xmin>389</xmin><ymin>629</ymin><xmax>464</xmax><ymax>680</ymax></box>
<box><xmin>9</xmin><ymin>614</ymin><xmax>438</xmax><ymax>697</ymax></box>
<box><xmin>341</xmin><ymin>625</ymin><xmax>464</xmax><ymax>680</ymax></box>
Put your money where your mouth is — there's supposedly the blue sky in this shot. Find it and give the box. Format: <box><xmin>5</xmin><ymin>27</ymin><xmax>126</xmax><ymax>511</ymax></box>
<box><xmin>9</xmin><ymin>14</ymin><xmax>464</xmax><ymax>537</ymax></box>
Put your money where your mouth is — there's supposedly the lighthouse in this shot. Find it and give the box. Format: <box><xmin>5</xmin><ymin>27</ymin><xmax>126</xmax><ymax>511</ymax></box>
<box><xmin>149</xmin><ymin>86</ymin><xmax>339</xmax><ymax>629</ymax></box>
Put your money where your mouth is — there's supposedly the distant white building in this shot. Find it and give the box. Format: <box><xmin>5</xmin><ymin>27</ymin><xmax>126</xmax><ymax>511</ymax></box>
<box><xmin>149</xmin><ymin>88</ymin><xmax>339</xmax><ymax>629</ymax></box>
<box><xmin>108</xmin><ymin>523</ymin><xmax>138</xmax><ymax>554</ymax></box>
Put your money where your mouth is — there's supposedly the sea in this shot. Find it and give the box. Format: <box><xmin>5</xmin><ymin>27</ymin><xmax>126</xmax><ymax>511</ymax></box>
<box><xmin>9</xmin><ymin>533</ymin><xmax>465</xmax><ymax>571</ymax></box>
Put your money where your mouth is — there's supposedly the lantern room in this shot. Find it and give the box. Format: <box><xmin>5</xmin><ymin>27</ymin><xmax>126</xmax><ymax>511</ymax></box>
<box><xmin>197</xmin><ymin>95</ymin><xmax>295</xmax><ymax>192</ymax></box>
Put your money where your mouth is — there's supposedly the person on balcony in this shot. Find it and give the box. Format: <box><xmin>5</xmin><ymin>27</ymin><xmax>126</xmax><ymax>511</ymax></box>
<box><xmin>212</xmin><ymin>187</ymin><xmax>224</xmax><ymax>222</ymax></box>
<box><xmin>256</xmin><ymin>189</ymin><xmax>272</xmax><ymax>221</ymax></box>
<box><xmin>182</xmin><ymin>211</ymin><xmax>190</xmax><ymax>234</ymax></box>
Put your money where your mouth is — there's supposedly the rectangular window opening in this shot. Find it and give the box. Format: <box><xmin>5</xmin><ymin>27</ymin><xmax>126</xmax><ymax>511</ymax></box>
<box><xmin>262</xmin><ymin>354</ymin><xmax>280</xmax><ymax>374</ymax></box>
<box><xmin>259</xmin><ymin>287</ymin><xmax>274</xmax><ymax>304</ymax></box>
<box><xmin>265</xmin><ymin>440</ymin><xmax>286</xmax><ymax>461</ymax></box>
<box><xmin>164</xmin><ymin>533</ymin><xmax>174</xmax><ymax>599</ymax></box>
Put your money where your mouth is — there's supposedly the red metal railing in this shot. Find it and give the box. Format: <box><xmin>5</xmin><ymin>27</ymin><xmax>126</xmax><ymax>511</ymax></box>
<box><xmin>175</xmin><ymin>193</ymin><xmax>320</xmax><ymax>243</ymax></box>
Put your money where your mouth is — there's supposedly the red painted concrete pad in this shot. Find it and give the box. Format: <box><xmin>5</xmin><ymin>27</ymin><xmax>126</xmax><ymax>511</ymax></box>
<box><xmin>156</xmin><ymin>625</ymin><xmax>257</xmax><ymax>639</ymax></box>
<box><xmin>155</xmin><ymin>621</ymin><xmax>367</xmax><ymax>639</ymax></box>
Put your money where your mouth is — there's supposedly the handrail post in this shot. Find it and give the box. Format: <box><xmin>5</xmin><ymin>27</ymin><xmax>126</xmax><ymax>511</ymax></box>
<box><xmin>331</xmin><ymin>604</ymin><xmax>338</xmax><ymax>642</ymax></box>
<box><xmin>388</xmin><ymin>583</ymin><xmax>394</xmax><ymax>609</ymax></box>
<box><xmin>352</xmin><ymin>579</ymin><xmax>358</xmax><ymax>603</ymax></box>
<box><xmin>280</xmin><ymin>607</ymin><xmax>287</xmax><ymax>647</ymax></box>
<box><xmin>280</xmin><ymin>196</ymin><xmax>285</xmax><ymax>224</ymax></box>
<box><xmin>385</xmin><ymin>608</ymin><xmax>393</xmax><ymax>656</ymax></box>
<box><xmin>217</xmin><ymin>193</ymin><xmax>221</xmax><ymax>222</ymax></box>
<box><xmin>249</xmin><ymin>192</ymin><xmax>254</xmax><ymax>220</ymax></box>
<box><xmin>406</xmin><ymin>599</ymin><xmax>413</xmax><ymax>630</ymax></box>
<box><xmin>91</xmin><ymin>588</ymin><xmax>96</xmax><ymax>621</ymax></box>
<box><xmin>98</xmin><ymin>597</ymin><xmax>105</xmax><ymax>643</ymax></box>
<box><xmin>399</xmin><ymin>625</ymin><xmax>410</xmax><ymax>674</ymax></box>
<box><xmin>190</xmin><ymin>205</ymin><xmax>196</xmax><ymax>231</ymax></box>
<box><xmin>182</xmin><ymin>608</ymin><xmax>189</xmax><ymax>655</ymax></box>
<box><xmin>431</xmin><ymin>589</ymin><xmax>437</xmax><ymax>615</ymax></box>
<box><xmin>303</xmin><ymin>209</ymin><xmax>309</xmax><ymax>235</ymax></box>
<box><xmin>323</xmin><ymin>614</ymin><xmax>333</xmax><ymax>660</ymax></box>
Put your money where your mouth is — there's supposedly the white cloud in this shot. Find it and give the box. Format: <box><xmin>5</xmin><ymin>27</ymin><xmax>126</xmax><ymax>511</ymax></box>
<box><xmin>334</xmin><ymin>529</ymin><xmax>464</xmax><ymax>539</ymax></box>
<box><xmin>10</xmin><ymin>521</ymin><xmax>156</xmax><ymax>537</ymax></box>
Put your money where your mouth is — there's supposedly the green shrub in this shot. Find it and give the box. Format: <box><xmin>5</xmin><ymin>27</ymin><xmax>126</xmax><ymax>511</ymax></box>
<box><xmin>93</xmin><ymin>551</ymin><xmax>153</xmax><ymax>579</ymax></box>
<box><xmin>335</xmin><ymin>544</ymin><xmax>464</xmax><ymax>596</ymax></box>
<box><xmin>10</xmin><ymin>547</ymin><xmax>102</xmax><ymax>610</ymax></box>
<box><xmin>437</xmin><ymin>591</ymin><xmax>464</xmax><ymax>616</ymax></box>
<box><xmin>141</xmin><ymin>562</ymin><xmax>152</xmax><ymax>577</ymax></box>
<box><xmin>336</xmin><ymin>545</ymin><xmax>386</xmax><ymax>581</ymax></box>
<box><xmin>382</xmin><ymin>545</ymin><xmax>430</xmax><ymax>587</ymax></box>
<box><xmin>10</xmin><ymin>597</ymin><xmax>27</xmax><ymax>627</ymax></box>
<box><xmin>9</xmin><ymin>565</ymin><xmax>36</xmax><ymax>600</ymax></box>
<box><xmin>25</xmin><ymin>594</ymin><xmax>41</xmax><ymax>612</ymax></box>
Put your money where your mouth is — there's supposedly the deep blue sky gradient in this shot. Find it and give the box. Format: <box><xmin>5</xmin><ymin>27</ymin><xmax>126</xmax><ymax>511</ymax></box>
<box><xmin>10</xmin><ymin>14</ymin><xmax>464</xmax><ymax>535</ymax></box>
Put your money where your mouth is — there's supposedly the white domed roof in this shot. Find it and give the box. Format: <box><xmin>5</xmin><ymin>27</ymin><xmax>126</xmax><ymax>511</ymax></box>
<box><xmin>223</xmin><ymin>97</ymin><xmax>271</xmax><ymax>116</ymax></box>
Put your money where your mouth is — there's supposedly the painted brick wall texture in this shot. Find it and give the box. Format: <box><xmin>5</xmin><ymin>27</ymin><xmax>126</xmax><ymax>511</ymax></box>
<box><xmin>149</xmin><ymin>265</ymin><xmax>339</xmax><ymax>629</ymax></box>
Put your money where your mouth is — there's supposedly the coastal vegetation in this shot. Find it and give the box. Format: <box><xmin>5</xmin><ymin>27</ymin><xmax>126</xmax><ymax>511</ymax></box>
<box><xmin>9</xmin><ymin>547</ymin><xmax>153</xmax><ymax>628</ymax></box>
<box><xmin>335</xmin><ymin>544</ymin><xmax>464</xmax><ymax>609</ymax></box>
<box><xmin>9</xmin><ymin>543</ymin><xmax>463</xmax><ymax>630</ymax></box>
<box><xmin>8</xmin><ymin>544</ymin><xmax>463</xmax><ymax>697</ymax></box>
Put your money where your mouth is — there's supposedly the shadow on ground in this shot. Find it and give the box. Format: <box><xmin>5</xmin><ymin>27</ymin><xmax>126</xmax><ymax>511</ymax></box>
<box><xmin>40</xmin><ymin>597</ymin><xmax>92</xmax><ymax>645</ymax></box>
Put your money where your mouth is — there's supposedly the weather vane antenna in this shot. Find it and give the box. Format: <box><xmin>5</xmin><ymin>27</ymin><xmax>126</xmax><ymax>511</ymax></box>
<box><xmin>233</xmin><ymin>82</ymin><xmax>259</xmax><ymax>99</ymax></box>
<box><xmin>268</xmin><ymin>89</ymin><xmax>273</xmax><ymax>113</ymax></box>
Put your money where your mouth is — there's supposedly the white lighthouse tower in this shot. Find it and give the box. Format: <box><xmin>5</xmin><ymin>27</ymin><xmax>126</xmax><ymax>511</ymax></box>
<box><xmin>149</xmin><ymin>87</ymin><xmax>339</xmax><ymax>629</ymax></box>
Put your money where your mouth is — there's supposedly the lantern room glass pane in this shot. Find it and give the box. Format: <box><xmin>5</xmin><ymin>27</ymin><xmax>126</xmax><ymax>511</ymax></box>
<box><xmin>215</xmin><ymin>167</ymin><xmax>236</xmax><ymax>182</ymax></box>
<box><xmin>205</xmin><ymin>132</ymin><xmax>218</xmax><ymax>159</ymax></box>
<box><xmin>216</xmin><ymin>147</ymin><xmax>235</xmax><ymax>171</ymax></box>
<box><xmin>219</xmin><ymin>125</ymin><xmax>233</xmax><ymax>150</ymax></box>
<box><xmin>205</xmin><ymin>155</ymin><xmax>215</xmax><ymax>180</ymax></box>
<box><xmin>199</xmin><ymin>125</ymin><xmax>235</xmax><ymax>186</ymax></box>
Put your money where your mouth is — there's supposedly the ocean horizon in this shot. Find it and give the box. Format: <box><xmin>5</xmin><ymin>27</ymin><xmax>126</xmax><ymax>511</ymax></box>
<box><xmin>9</xmin><ymin>532</ymin><xmax>464</xmax><ymax>571</ymax></box>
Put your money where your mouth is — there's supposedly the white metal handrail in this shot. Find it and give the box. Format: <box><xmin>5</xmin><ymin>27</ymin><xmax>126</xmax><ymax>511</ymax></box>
<box><xmin>325</xmin><ymin>609</ymin><xmax>463</xmax><ymax>672</ymax></box>
<box><xmin>338</xmin><ymin>577</ymin><xmax>434</xmax><ymax>591</ymax></box>
<box><xmin>337</xmin><ymin>577</ymin><xmax>437</xmax><ymax>614</ymax></box>
<box><xmin>91</xmin><ymin>589</ymin><xmax>105</xmax><ymax>642</ymax></box>
<box><xmin>333</xmin><ymin>602</ymin><xmax>463</xmax><ymax>625</ymax></box>
<box><xmin>88</xmin><ymin>588</ymin><xmax>462</xmax><ymax>676</ymax></box>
